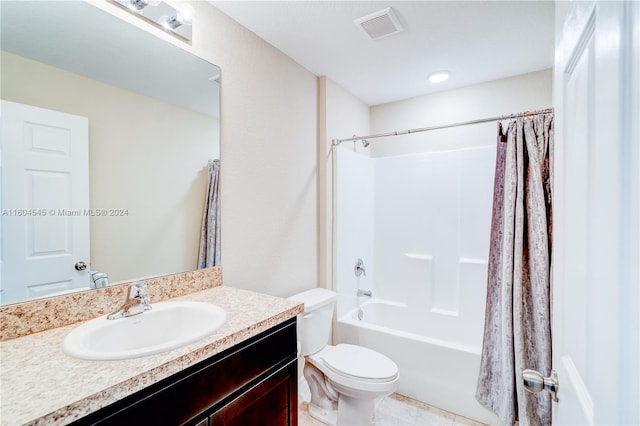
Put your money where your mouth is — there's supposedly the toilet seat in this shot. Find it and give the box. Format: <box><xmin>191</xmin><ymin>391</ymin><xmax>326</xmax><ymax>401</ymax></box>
<box><xmin>306</xmin><ymin>345</ymin><xmax>399</xmax><ymax>397</ymax></box>
<box><xmin>321</xmin><ymin>344</ymin><xmax>398</xmax><ymax>382</ymax></box>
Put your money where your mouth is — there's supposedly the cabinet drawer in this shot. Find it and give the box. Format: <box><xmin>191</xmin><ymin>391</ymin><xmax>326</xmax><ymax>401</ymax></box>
<box><xmin>74</xmin><ymin>318</ymin><xmax>297</xmax><ymax>426</ymax></box>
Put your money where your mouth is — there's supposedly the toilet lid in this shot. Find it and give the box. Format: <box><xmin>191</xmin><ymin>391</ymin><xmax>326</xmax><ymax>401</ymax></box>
<box><xmin>322</xmin><ymin>344</ymin><xmax>398</xmax><ymax>381</ymax></box>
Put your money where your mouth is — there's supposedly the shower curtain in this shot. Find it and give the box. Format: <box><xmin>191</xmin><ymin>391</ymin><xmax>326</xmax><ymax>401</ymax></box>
<box><xmin>476</xmin><ymin>113</ymin><xmax>554</xmax><ymax>425</ymax></box>
<box><xmin>198</xmin><ymin>159</ymin><xmax>221</xmax><ymax>268</ymax></box>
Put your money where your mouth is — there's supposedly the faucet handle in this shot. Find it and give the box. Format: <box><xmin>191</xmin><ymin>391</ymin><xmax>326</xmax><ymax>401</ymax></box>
<box><xmin>107</xmin><ymin>282</ymin><xmax>151</xmax><ymax>320</ymax></box>
<box><xmin>355</xmin><ymin>258</ymin><xmax>367</xmax><ymax>277</ymax></box>
<box><xmin>128</xmin><ymin>282</ymin><xmax>151</xmax><ymax>309</ymax></box>
<box><xmin>128</xmin><ymin>282</ymin><xmax>146</xmax><ymax>298</ymax></box>
<box><xmin>142</xmin><ymin>296</ymin><xmax>152</xmax><ymax>311</ymax></box>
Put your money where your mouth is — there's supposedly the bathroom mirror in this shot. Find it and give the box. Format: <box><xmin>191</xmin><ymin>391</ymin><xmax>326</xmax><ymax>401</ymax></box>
<box><xmin>0</xmin><ymin>1</ymin><xmax>221</xmax><ymax>305</ymax></box>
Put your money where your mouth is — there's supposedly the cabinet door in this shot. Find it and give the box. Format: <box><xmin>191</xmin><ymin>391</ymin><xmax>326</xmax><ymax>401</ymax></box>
<box><xmin>209</xmin><ymin>362</ymin><xmax>298</xmax><ymax>426</ymax></box>
<box><xmin>73</xmin><ymin>319</ymin><xmax>297</xmax><ymax>426</ymax></box>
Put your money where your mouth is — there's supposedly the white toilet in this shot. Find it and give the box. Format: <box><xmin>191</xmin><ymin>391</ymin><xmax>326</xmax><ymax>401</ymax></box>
<box><xmin>289</xmin><ymin>288</ymin><xmax>399</xmax><ymax>426</ymax></box>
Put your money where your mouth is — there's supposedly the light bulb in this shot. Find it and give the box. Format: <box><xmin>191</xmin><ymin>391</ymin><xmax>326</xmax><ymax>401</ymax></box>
<box><xmin>160</xmin><ymin>4</ymin><xmax>194</xmax><ymax>29</ymax></box>
<box><xmin>176</xmin><ymin>4</ymin><xmax>194</xmax><ymax>26</ymax></box>
<box><xmin>128</xmin><ymin>0</ymin><xmax>160</xmax><ymax>10</ymax></box>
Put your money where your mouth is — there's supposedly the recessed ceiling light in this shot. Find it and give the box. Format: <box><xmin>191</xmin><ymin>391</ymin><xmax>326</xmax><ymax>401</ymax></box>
<box><xmin>428</xmin><ymin>71</ymin><xmax>450</xmax><ymax>84</ymax></box>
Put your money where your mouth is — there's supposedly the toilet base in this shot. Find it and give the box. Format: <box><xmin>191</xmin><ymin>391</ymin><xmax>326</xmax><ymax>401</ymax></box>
<box><xmin>308</xmin><ymin>402</ymin><xmax>338</xmax><ymax>426</ymax></box>
<box><xmin>337</xmin><ymin>394</ymin><xmax>376</xmax><ymax>426</ymax></box>
<box><xmin>308</xmin><ymin>396</ymin><xmax>377</xmax><ymax>426</ymax></box>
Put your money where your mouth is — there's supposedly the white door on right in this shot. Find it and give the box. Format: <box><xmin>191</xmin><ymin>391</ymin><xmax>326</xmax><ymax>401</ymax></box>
<box><xmin>552</xmin><ymin>1</ymin><xmax>639</xmax><ymax>424</ymax></box>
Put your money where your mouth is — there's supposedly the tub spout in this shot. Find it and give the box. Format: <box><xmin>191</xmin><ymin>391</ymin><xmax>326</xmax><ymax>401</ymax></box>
<box><xmin>357</xmin><ymin>289</ymin><xmax>372</xmax><ymax>298</ymax></box>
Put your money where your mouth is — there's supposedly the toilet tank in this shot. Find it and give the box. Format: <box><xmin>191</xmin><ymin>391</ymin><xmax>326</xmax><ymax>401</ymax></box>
<box><xmin>288</xmin><ymin>288</ymin><xmax>337</xmax><ymax>356</ymax></box>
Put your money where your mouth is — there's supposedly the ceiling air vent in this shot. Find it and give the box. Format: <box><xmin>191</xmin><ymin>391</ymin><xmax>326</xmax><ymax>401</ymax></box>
<box><xmin>354</xmin><ymin>7</ymin><xmax>404</xmax><ymax>41</ymax></box>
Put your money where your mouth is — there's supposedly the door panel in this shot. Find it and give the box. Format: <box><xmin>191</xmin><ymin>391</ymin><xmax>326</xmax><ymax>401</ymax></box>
<box><xmin>555</xmin><ymin>14</ymin><xmax>594</xmax><ymax>425</ymax></box>
<box><xmin>1</xmin><ymin>100</ymin><xmax>89</xmax><ymax>304</ymax></box>
<box><xmin>553</xmin><ymin>1</ymin><xmax>639</xmax><ymax>424</ymax></box>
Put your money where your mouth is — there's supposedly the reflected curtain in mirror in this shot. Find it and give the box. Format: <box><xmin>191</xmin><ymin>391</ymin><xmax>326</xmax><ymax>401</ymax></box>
<box><xmin>198</xmin><ymin>159</ymin><xmax>221</xmax><ymax>268</ymax></box>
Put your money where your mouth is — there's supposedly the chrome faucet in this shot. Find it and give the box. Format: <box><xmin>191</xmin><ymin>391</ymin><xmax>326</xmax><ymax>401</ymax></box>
<box><xmin>107</xmin><ymin>282</ymin><xmax>152</xmax><ymax>320</ymax></box>
<box><xmin>90</xmin><ymin>271</ymin><xmax>109</xmax><ymax>289</ymax></box>
<box><xmin>357</xmin><ymin>289</ymin><xmax>372</xmax><ymax>298</ymax></box>
<box><xmin>354</xmin><ymin>258</ymin><xmax>367</xmax><ymax>277</ymax></box>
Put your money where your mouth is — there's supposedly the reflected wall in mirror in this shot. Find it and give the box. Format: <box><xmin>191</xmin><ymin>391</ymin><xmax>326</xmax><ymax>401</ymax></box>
<box><xmin>0</xmin><ymin>1</ymin><xmax>221</xmax><ymax>305</ymax></box>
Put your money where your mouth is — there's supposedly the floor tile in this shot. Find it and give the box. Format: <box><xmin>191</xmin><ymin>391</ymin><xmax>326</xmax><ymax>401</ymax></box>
<box><xmin>299</xmin><ymin>401</ymin><xmax>327</xmax><ymax>426</ymax></box>
<box><xmin>298</xmin><ymin>391</ymin><xmax>488</xmax><ymax>426</ymax></box>
<box><xmin>377</xmin><ymin>395</ymin><xmax>417</xmax><ymax>424</ymax></box>
<box><xmin>452</xmin><ymin>414</ymin><xmax>487</xmax><ymax>426</ymax></box>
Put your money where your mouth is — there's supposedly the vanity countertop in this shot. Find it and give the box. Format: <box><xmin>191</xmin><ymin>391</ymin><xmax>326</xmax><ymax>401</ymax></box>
<box><xmin>0</xmin><ymin>286</ymin><xmax>303</xmax><ymax>426</ymax></box>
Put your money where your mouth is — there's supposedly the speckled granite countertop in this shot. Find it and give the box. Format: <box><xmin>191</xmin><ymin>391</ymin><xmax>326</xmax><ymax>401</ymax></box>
<box><xmin>0</xmin><ymin>286</ymin><xmax>303</xmax><ymax>426</ymax></box>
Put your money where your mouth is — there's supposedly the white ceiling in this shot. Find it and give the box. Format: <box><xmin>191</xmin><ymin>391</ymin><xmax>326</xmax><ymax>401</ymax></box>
<box><xmin>210</xmin><ymin>1</ymin><xmax>555</xmax><ymax>106</ymax></box>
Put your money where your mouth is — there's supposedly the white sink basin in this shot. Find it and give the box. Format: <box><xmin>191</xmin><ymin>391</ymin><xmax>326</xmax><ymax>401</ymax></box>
<box><xmin>62</xmin><ymin>301</ymin><xmax>226</xmax><ymax>360</ymax></box>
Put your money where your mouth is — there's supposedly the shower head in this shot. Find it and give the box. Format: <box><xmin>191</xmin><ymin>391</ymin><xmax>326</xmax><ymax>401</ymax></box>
<box><xmin>351</xmin><ymin>135</ymin><xmax>371</xmax><ymax>150</ymax></box>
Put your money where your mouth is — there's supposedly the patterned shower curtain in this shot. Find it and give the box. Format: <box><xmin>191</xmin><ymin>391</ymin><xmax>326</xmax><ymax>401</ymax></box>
<box><xmin>475</xmin><ymin>113</ymin><xmax>554</xmax><ymax>425</ymax></box>
<box><xmin>198</xmin><ymin>159</ymin><xmax>221</xmax><ymax>268</ymax></box>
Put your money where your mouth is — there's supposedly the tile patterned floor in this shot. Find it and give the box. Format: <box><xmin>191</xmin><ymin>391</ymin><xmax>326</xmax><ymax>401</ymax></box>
<box><xmin>298</xmin><ymin>392</ymin><xmax>488</xmax><ymax>426</ymax></box>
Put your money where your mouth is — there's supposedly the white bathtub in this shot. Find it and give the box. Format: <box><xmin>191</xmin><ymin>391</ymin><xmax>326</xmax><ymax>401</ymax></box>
<box><xmin>337</xmin><ymin>300</ymin><xmax>499</xmax><ymax>424</ymax></box>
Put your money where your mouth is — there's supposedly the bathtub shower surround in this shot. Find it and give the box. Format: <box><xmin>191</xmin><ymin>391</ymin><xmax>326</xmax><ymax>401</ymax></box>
<box><xmin>476</xmin><ymin>113</ymin><xmax>554</xmax><ymax>425</ymax></box>
<box><xmin>334</xmin><ymin>149</ymin><xmax>375</xmax><ymax>318</ymax></box>
<box><xmin>335</xmin><ymin>145</ymin><xmax>499</xmax><ymax>423</ymax></box>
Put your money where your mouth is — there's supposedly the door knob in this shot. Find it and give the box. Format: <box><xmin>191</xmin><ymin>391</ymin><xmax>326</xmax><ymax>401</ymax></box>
<box><xmin>522</xmin><ymin>369</ymin><xmax>559</xmax><ymax>402</ymax></box>
<box><xmin>75</xmin><ymin>261</ymin><xmax>87</xmax><ymax>271</ymax></box>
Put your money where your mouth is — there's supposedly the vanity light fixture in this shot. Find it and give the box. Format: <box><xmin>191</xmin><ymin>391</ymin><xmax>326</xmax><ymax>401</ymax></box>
<box><xmin>159</xmin><ymin>4</ymin><xmax>194</xmax><ymax>30</ymax></box>
<box><xmin>109</xmin><ymin>0</ymin><xmax>193</xmax><ymax>42</ymax></box>
<box><xmin>127</xmin><ymin>0</ymin><xmax>161</xmax><ymax>11</ymax></box>
<box><xmin>428</xmin><ymin>71</ymin><xmax>450</xmax><ymax>84</ymax></box>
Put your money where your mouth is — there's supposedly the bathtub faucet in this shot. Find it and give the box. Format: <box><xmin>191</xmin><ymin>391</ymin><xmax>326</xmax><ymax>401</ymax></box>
<box><xmin>354</xmin><ymin>258</ymin><xmax>367</xmax><ymax>277</ymax></box>
<box><xmin>357</xmin><ymin>289</ymin><xmax>372</xmax><ymax>298</ymax></box>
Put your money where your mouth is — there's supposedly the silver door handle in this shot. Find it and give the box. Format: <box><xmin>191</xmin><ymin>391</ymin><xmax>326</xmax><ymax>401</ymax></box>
<box><xmin>522</xmin><ymin>369</ymin><xmax>559</xmax><ymax>402</ymax></box>
<box><xmin>75</xmin><ymin>261</ymin><xmax>87</xmax><ymax>271</ymax></box>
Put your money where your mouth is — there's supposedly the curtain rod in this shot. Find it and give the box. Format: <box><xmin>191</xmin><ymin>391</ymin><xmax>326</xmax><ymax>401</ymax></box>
<box><xmin>331</xmin><ymin>108</ymin><xmax>554</xmax><ymax>146</ymax></box>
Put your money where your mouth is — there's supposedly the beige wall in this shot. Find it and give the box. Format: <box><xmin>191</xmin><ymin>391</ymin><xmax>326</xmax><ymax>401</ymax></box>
<box><xmin>89</xmin><ymin>1</ymin><xmax>319</xmax><ymax>297</ymax></box>
<box><xmin>1</xmin><ymin>51</ymin><xmax>219</xmax><ymax>282</ymax></box>
<box><xmin>195</xmin><ymin>4</ymin><xmax>318</xmax><ymax>297</ymax></box>
<box><xmin>370</xmin><ymin>69</ymin><xmax>553</xmax><ymax>157</ymax></box>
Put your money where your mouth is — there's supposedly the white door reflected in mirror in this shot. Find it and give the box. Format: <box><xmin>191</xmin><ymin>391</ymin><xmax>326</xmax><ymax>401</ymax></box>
<box><xmin>1</xmin><ymin>101</ymin><xmax>90</xmax><ymax>304</ymax></box>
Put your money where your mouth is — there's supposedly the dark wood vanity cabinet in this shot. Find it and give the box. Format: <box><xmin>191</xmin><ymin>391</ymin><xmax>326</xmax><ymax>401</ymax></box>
<box><xmin>72</xmin><ymin>318</ymin><xmax>298</xmax><ymax>426</ymax></box>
